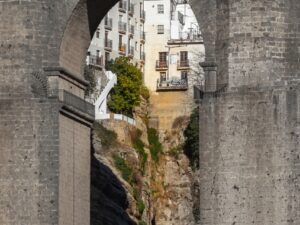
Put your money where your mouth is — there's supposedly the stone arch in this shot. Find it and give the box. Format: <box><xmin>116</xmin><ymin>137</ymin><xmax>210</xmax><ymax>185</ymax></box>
<box><xmin>59</xmin><ymin>0</ymin><xmax>119</xmax><ymax>77</ymax></box>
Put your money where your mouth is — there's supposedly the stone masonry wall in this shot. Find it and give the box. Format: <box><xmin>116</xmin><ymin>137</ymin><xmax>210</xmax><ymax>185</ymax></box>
<box><xmin>199</xmin><ymin>87</ymin><xmax>300</xmax><ymax>225</ymax></box>
<box><xmin>193</xmin><ymin>1</ymin><xmax>300</xmax><ymax>225</ymax></box>
<box><xmin>0</xmin><ymin>0</ymin><xmax>117</xmax><ymax>224</ymax></box>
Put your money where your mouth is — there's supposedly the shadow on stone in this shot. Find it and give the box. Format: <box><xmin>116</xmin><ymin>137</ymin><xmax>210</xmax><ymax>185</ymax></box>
<box><xmin>91</xmin><ymin>151</ymin><xmax>137</xmax><ymax>225</ymax></box>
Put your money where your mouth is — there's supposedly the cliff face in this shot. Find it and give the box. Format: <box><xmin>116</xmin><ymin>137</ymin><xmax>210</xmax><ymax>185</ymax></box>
<box><xmin>91</xmin><ymin>95</ymin><xmax>198</xmax><ymax>225</ymax></box>
<box><xmin>91</xmin><ymin>153</ymin><xmax>137</xmax><ymax>225</ymax></box>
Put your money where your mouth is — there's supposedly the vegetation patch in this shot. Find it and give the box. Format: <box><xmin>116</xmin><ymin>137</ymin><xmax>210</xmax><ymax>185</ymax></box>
<box><xmin>93</xmin><ymin>122</ymin><xmax>117</xmax><ymax>149</ymax></box>
<box><xmin>147</xmin><ymin>128</ymin><xmax>162</xmax><ymax>163</ymax></box>
<box><xmin>113</xmin><ymin>153</ymin><xmax>146</xmax><ymax>219</ymax></box>
<box><xmin>131</xmin><ymin>129</ymin><xmax>148</xmax><ymax>174</ymax></box>
<box><xmin>168</xmin><ymin>145</ymin><xmax>183</xmax><ymax>160</ymax></box>
<box><xmin>138</xmin><ymin>221</ymin><xmax>147</xmax><ymax>225</ymax></box>
<box><xmin>112</xmin><ymin>153</ymin><xmax>133</xmax><ymax>184</ymax></box>
<box><xmin>107</xmin><ymin>56</ymin><xmax>150</xmax><ymax>117</ymax></box>
<box><xmin>183</xmin><ymin>108</ymin><xmax>199</xmax><ymax>169</ymax></box>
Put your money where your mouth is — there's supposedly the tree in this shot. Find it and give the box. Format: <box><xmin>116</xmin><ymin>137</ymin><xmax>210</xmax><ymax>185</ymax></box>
<box><xmin>107</xmin><ymin>57</ymin><xmax>149</xmax><ymax>116</ymax></box>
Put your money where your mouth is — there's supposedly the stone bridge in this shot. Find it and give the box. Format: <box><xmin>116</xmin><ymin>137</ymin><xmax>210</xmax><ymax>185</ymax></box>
<box><xmin>0</xmin><ymin>0</ymin><xmax>300</xmax><ymax>225</ymax></box>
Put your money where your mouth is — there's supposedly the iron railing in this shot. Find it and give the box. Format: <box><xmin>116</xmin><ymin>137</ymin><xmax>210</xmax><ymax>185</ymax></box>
<box><xmin>59</xmin><ymin>90</ymin><xmax>95</xmax><ymax>117</ymax></box>
<box><xmin>119</xmin><ymin>44</ymin><xmax>127</xmax><ymax>54</ymax></box>
<box><xmin>88</xmin><ymin>55</ymin><xmax>103</xmax><ymax>67</ymax></box>
<box><xmin>140</xmin><ymin>10</ymin><xmax>145</xmax><ymax>21</ymax></box>
<box><xmin>128</xmin><ymin>46</ymin><xmax>134</xmax><ymax>56</ymax></box>
<box><xmin>104</xmin><ymin>39</ymin><xmax>113</xmax><ymax>50</ymax></box>
<box><xmin>155</xmin><ymin>60</ymin><xmax>168</xmax><ymax>70</ymax></box>
<box><xmin>118</xmin><ymin>21</ymin><xmax>127</xmax><ymax>33</ymax></box>
<box><xmin>128</xmin><ymin>3</ymin><xmax>134</xmax><ymax>15</ymax></box>
<box><xmin>140</xmin><ymin>52</ymin><xmax>145</xmax><ymax>61</ymax></box>
<box><xmin>129</xmin><ymin>25</ymin><xmax>135</xmax><ymax>35</ymax></box>
<box><xmin>140</xmin><ymin>31</ymin><xmax>145</xmax><ymax>42</ymax></box>
<box><xmin>157</xmin><ymin>78</ymin><xmax>188</xmax><ymax>91</ymax></box>
<box><xmin>177</xmin><ymin>60</ymin><xmax>190</xmax><ymax>69</ymax></box>
<box><xmin>119</xmin><ymin>1</ymin><xmax>127</xmax><ymax>12</ymax></box>
<box><xmin>104</xmin><ymin>17</ymin><xmax>113</xmax><ymax>29</ymax></box>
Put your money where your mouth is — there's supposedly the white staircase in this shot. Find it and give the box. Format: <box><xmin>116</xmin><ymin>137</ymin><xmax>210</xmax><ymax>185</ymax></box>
<box><xmin>95</xmin><ymin>70</ymin><xmax>117</xmax><ymax>120</ymax></box>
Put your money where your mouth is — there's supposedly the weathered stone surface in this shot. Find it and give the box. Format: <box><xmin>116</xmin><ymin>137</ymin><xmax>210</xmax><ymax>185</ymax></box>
<box><xmin>91</xmin><ymin>153</ymin><xmax>137</xmax><ymax>225</ymax></box>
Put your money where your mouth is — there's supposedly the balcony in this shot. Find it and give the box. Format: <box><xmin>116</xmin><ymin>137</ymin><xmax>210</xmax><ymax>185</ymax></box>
<box><xmin>119</xmin><ymin>44</ymin><xmax>127</xmax><ymax>55</ymax></box>
<box><xmin>155</xmin><ymin>60</ymin><xmax>168</xmax><ymax>70</ymax></box>
<box><xmin>129</xmin><ymin>25</ymin><xmax>135</xmax><ymax>37</ymax></box>
<box><xmin>104</xmin><ymin>17</ymin><xmax>113</xmax><ymax>30</ymax></box>
<box><xmin>118</xmin><ymin>21</ymin><xmax>127</xmax><ymax>34</ymax></box>
<box><xmin>140</xmin><ymin>31</ymin><xmax>145</xmax><ymax>43</ymax></box>
<box><xmin>104</xmin><ymin>39</ymin><xmax>113</xmax><ymax>51</ymax></box>
<box><xmin>128</xmin><ymin>46</ymin><xmax>134</xmax><ymax>57</ymax></box>
<box><xmin>119</xmin><ymin>1</ymin><xmax>127</xmax><ymax>12</ymax></box>
<box><xmin>88</xmin><ymin>55</ymin><xmax>103</xmax><ymax>68</ymax></box>
<box><xmin>140</xmin><ymin>10</ymin><xmax>145</xmax><ymax>22</ymax></box>
<box><xmin>128</xmin><ymin>3</ymin><xmax>134</xmax><ymax>16</ymax></box>
<box><xmin>168</xmin><ymin>32</ymin><xmax>203</xmax><ymax>45</ymax></box>
<box><xmin>177</xmin><ymin>60</ymin><xmax>190</xmax><ymax>70</ymax></box>
<box><xmin>157</xmin><ymin>78</ymin><xmax>188</xmax><ymax>91</ymax></box>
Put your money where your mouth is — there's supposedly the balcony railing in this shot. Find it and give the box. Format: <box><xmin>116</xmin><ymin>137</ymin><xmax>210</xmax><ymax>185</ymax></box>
<box><xmin>140</xmin><ymin>52</ymin><xmax>145</xmax><ymax>62</ymax></box>
<box><xmin>128</xmin><ymin>46</ymin><xmax>134</xmax><ymax>56</ymax></box>
<box><xmin>58</xmin><ymin>90</ymin><xmax>95</xmax><ymax>117</ymax></box>
<box><xmin>177</xmin><ymin>60</ymin><xmax>190</xmax><ymax>69</ymax></box>
<box><xmin>119</xmin><ymin>1</ymin><xmax>127</xmax><ymax>12</ymax></box>
<box><xmin>140</xmin><ymin>31</ymin><xmax>145</xmax><ymax>42</ymax></box>
<box><xmin>140</xmin><ymin>10</ymin><xmax>145</xmax><ymax>22</ymax></box>
<box><xmin>168</xmin><ymin>32</ymin><xmax>203</xmax><ymax>44</ymax></box>
<box><xmin>119</xmin><ymin>44</ymin><xmax>127</xmax><ymax>55</ymax></box>
<box><xmin>129</xmin><ymin>25</ymin><xmax>135</xmax><ymax>36</ymax></box>
<box><xmin>157</xmin><ymin>78</ymin><xmax>188</xmax><ymax>91</ymax></box>
<box><xmin>118</xmin><ymin>21</ymin><xmax>127</xmax><ymax>33</ymax></box>
<box><xmin>128</xmin><ymin>3</ymin><xmax>134</xmax><ymax>15</ymax></box>
<box><xmin>104</xmin><ymin>39</ymin><xmax>113</xmax><ymax>50</ymax></box>
<box><xmin>104</xmin><ymin>17</ymin><xmax>113</xmax><ymax>30</ymax></box>
<box><xmin>88</xmin><ymin>55</ymin><xmax>103</xmax><ymax>67</ymax></box>
<box><xmin>155</xmin><ymin>60</ymin><xmax>168</xmax><ymax>70</ymax></box>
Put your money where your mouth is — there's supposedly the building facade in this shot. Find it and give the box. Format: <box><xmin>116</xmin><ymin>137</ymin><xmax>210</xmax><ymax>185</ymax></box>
<box><xmin>144</xmin><ymin>0</ymin><xmax>204</xmax><ymax>92</ymax></box>
<box><xmin>87</xmin><ymin>0</ymin><xmax>146</xmax><ymax>72</ymax></box>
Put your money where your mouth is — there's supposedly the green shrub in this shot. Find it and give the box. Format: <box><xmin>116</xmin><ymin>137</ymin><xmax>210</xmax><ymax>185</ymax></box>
<box><xmin>138</xmin><ymin>221</ymin><xmax>147</xmax><ymax>225</ymax></box>
<box><xmin>183</xmin><ymin>108</ymin><xmax>199</xmax><ymax>169</ymax></box>
<box><xmin>93</xmin><ymin>122</ymin><xmax>117</xmax><ymax>148</ymax></box>
<box><xmin>137</xmin><ymin>198</ymin><xmax>145</xmax><ymax>216</ymax></box>
<box><xmin>147</xmin><ymin>128</ymin><xmax>162</xmax><ymax>162</ymax></box>
<box><xmin>140</xmin><ymin>85</ymin><xmax>150</xmax><ymax>100</ymax></box>
<box><xmin>107</xmin><ymin>57</ymin><xmax>149</xmax><ymax>117</ymax></box>
<box><xmin>168</xmin><ymin>145</ymin><xmax>183</xmax><ymax>159</ymax></box>
<box><xmin>133</xmin><ymin>188</ymin><xmax>145</xmax><ymax>217</ymax></box>
<box><xmin>132</xmin><ymin>129</ymin><xmax>148</xmax><ymax>174</ymax></box>
<box><xmin>112</xmin><ymin>154</ymin><xmax>133</xmax><ymax>184</ymax></box>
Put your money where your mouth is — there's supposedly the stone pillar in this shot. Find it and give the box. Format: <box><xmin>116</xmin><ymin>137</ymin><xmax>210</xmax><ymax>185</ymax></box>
<box><xmin>200</xmin><ymin>62</ymin><xmax>217</xmax><ymax>92</ymax></box>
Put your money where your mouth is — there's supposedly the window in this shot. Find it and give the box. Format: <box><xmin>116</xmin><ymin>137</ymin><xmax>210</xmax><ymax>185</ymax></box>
<box><xmin>119</xmin><ymin>35</ymin><xmax>123</xmax><ymax>50</ymax></box>
<box><xmin>181</xmin><ymin>71</ymin><xmax>188</xmax><ymax>80</ymax></box>
<box><xmin>105</xmin><ymin>52</ymin><xmax>110</xmax><ymax>66</ymax></box>
<box><xmin>157</xmin><ymin>25</ymin><xmax>164</xmax><ymax>34</ymax></box>
<box><xmin>157</xmin><ymin>4</ymin><xmax>164</xmax><ymax>14</ymax></box>
<box><xmin>160</xmin><ymin>72</ymin><xmax>166</xmax><ymax>81</ymax></box>
<box><xmin>159</xmin><ymin>52</ymin><xmax>167</xmax><ymax>62</ymax></box>
<box><xmin>96</xmin><ymin>29</ymin><xmax>100</xmax><ymax>38</ymax></box>
<box><xmin>96</xmin><ymin>50</ymin><xmax>100</xmax><ymax>57</ymax></box>
<box><xmin>180</xmin><ymin>51</ymin><xmax>188</xmax><ymax>61</ymax></box>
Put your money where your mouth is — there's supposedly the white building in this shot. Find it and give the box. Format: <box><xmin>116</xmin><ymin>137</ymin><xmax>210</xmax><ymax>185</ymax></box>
<box><xmin>144</xmin><ymin>0</ymin><xmax>204</xmax><ymax>92</ymax></box>
<box><xmin>87</xmin><ymin>0</ymin><xmax>146</xmax><ymax>72</ymax></box>
<box><xmin>86</xmin><ymin>0</ymin><xmax>146</xmax><ymax>116</ymax></box>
